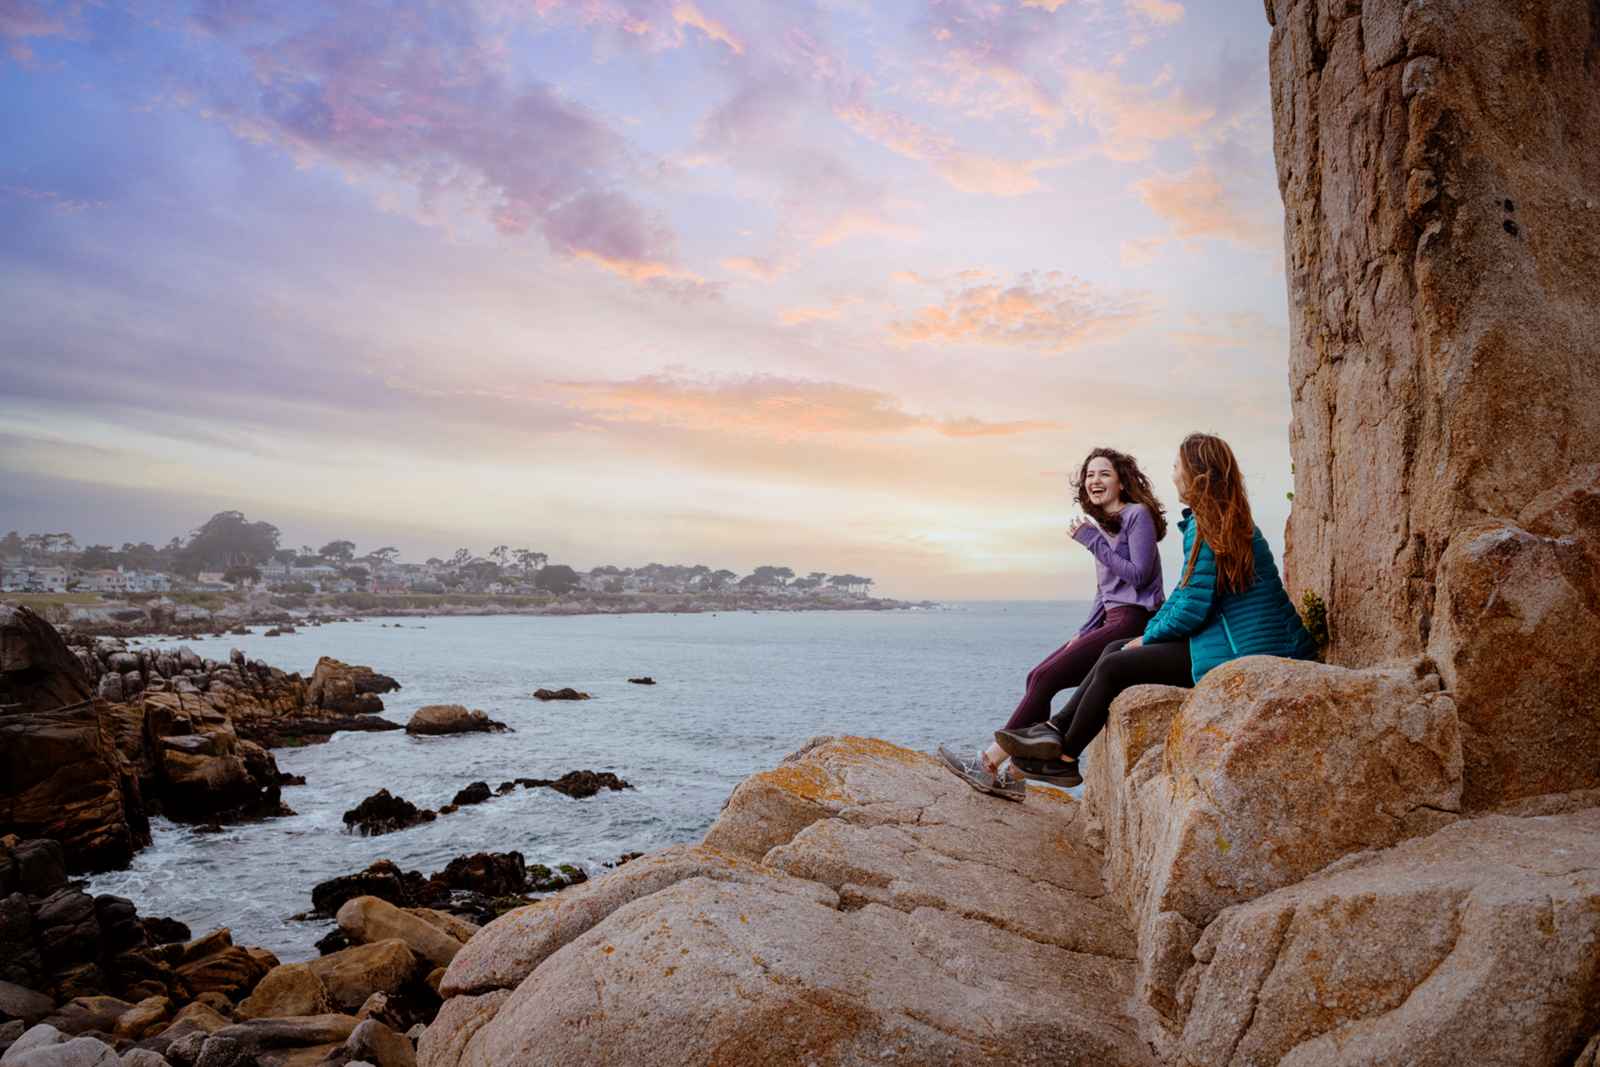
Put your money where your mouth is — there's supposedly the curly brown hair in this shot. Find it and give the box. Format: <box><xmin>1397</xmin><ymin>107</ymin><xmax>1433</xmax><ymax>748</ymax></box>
<box><xmin>1177</xmin><ymin>433</ymin><xmax>1256</xmax><ymax>594</ymax></box>
<box><xmin>1073</xmin><ymin>448</ymin><xmax>1168</xmax><ymax>541</ymax></box>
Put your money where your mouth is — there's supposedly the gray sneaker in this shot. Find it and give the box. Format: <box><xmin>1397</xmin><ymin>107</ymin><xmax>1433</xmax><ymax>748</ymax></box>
<box><xmin>937</xmin><ymin>744</ymin><xmax>1026</xmax><ymax>802</ymax></box>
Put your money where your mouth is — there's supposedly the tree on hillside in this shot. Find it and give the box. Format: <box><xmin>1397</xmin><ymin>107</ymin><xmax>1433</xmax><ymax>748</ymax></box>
<box><xmin>77</xmin><ymin>545</ymin><xmax>117</xmax><ymax>570</ymax></box>
<box><xmin>0</xmin><ymin>531</ymin><xmax>22</xmax><ymax>557</ymax></box>
<box><xmin>535</xmin><ymin>564</ymin><xmax>580</xmax><ymax>594</ymax></box>
<box><xmin>707</xmin><ymin>569</ymin><xmax>737</xmax><ymax>590</ymax></box>
<box><xmin>180</xmin><ymin>512</ymin><xmax>280</xmax><ymax>574</ymax></box>
<box><xmin>319</xmin><ymin>540</ymin><xmax>356</xmax><ymax>562</ymax></box>
<box><xmin>450</xmin><ymin>547</ymin><xmax>472</xmax><ymax>568</ymax></box>
<box><xmin>367</xmin><ymin>546</ymin><xmax>399</xmax><ymax>565</ymax></box>
<box><xmin>490</xmin><ymin>545</ymin><xmax>510</xmax><ymax>568</ymax></box>
<box><xmin>223</xmin><ymin>565</ymin><xmax>262</xmax><ymax>587</ymax></box>
<box><xmin>828</xmin><ymin>574</ymin><xmax>873</xmax><ymax>595</ymax></box>
<box><xmin>272</xmin><ymin>549</ymin><xmax>299</xmax><ymax>566</ymax></box>
<box><xmin>750</xmin><ymin>565</ymin><xmax>795</xmax><ymax>587</ymax></box>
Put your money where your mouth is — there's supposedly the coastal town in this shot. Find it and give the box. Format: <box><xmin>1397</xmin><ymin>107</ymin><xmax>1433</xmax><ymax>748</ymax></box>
<box><xmin>0</xmin><ymin>517</ymin><xmax>879</xmax><ymax>601</ymax></box>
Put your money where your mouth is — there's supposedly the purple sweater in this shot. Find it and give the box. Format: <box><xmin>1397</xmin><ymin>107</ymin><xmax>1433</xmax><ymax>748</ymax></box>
<box><xmin>1072</xmin><ymin>502</ymin><xmax>1166</xmax><ymax>635</ymax></box>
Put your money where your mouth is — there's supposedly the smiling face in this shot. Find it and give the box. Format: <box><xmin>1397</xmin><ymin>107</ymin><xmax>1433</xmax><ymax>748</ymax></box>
<box><xmin>1172</xmin><ymin>453</ymin><xmax>1190</xmax><ymax>504</ymax></box>
<box><xmin>1083</xmin><ymin>456</ymin><xmax>1124</xmax><ymax>513</ymax></box>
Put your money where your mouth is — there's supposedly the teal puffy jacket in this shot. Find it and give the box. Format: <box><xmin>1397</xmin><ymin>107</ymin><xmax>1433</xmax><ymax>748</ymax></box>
<box><xmin>1143</xmin><ymin>511</ymin><xmax>1318</xmax><ymax>682</ymax></box>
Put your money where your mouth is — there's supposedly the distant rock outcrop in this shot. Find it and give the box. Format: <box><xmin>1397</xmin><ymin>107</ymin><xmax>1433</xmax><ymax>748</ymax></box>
<box><xmin>403</xmin><ymin>706</ymin><xmax>507</xmax><ymax>736</ymax></box>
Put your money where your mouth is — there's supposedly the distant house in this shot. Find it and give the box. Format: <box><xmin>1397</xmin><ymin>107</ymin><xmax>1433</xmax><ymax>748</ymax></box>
<box><xmin>371</xmin><ymin>577</ymin><xmax>410</xmax><ymax>594</ymax></box>
<box><xmin>125</xmin><ymin>570</ymin><xmax>172</xmax><ymax>593</ymax></box>
<box><xmin>82</xmin><ymin>568</ymin><xmax>131</xmax><ymax>593</ymax></box>
<box><xmin>27</xmin><ymin>567</ymin><xmax>70</xmax><ymax>592</ymax></box>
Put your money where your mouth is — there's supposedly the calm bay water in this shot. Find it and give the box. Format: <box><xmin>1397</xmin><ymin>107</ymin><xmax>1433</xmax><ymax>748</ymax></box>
<box><xmin>85</xmin><ymin>601</ymin><xmax>1091</xmax><ymax>960</ymax></box>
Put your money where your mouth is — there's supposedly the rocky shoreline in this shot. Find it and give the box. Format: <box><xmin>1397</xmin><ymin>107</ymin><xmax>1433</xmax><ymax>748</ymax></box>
<box><xmin>25</xmin><ymin>591</ymin><xmax>930</xmax><ymax>641</ymax></box>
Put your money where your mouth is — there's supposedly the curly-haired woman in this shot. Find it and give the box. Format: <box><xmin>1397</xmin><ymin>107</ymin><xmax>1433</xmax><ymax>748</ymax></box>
<box><xmin>994</xmin><ymin>433</ymin><xmax>1318</xmax><ymax>788</ymax></box>
<box><xmin>940</xmin><ymin>447</ymin><xmax>1168</xmax><ymax>799</ymax></box>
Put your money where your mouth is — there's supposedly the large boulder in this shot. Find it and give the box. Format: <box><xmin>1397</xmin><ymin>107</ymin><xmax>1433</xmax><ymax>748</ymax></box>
<box><xmin>0</xmin><ymin>608</ymin><xmax>147</xmax><ymax>874</ymax></box>
<box><xmin>402</xmin><ymin>706</ymin><xmax>505</xmax><ymax>737</ymax></box>
<box><xmin>1270</xmin><ymin>0</ymin><xmax>1600</xmax><ymax>807</ymax></box>
<box><xmin>335</xmin><ymin>898</ymin><xmax>462</xmax><ymax>970</ymax></box>
<box><xmin>304</xmin><ymin>658</ymin><xmax>399</xmax><ymax>717</ymax></box>
<box><xmin>235</xmin><ymin>965</ymin><xmax>331</xmax><ymax>1021</ymax></box>
<box><xmin>139</xmin><ymin>694</ymin><xmax>286</xmax><ymax>823</ymax></box>
<box><xmin>1081</xmin><ymin>658</ymin><xmax>1462</xmax><ymax>1051</ymax></box>
<box><xmin>304</xmin><ymin>942</ymin><xmax>418</xmax><ymax>1015</ymax></box>
<box><xmin>1177</xmin><ymin>809</ymin><xmax>1600</xmax><ymax>1066</ymax></box>
<box><xmin>423</xmin><ymin>737</ymin><xmax>1158</xmax><ymax>1067</ymax></box>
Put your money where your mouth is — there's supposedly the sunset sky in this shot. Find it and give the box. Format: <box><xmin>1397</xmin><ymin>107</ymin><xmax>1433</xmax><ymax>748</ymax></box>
<box><xmin>0</xmin><ymin>0</ymin><xmax>1289</xmax><ymax>600</ymax></box>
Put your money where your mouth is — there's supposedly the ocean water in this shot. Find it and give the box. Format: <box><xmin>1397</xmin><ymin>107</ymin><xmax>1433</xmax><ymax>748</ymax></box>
<box><xmin>85</xmin><ymin>601</ymin><xmax>1091</xmax><ymax>960</ymax></box>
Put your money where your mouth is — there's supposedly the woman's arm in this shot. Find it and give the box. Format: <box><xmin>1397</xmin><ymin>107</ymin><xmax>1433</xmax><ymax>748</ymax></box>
<box><xmin>1143</xmin><ymin>537</ymin><xmax>1218</xmax><ymax>643</ymax></box>
<box><xmin>1071</xmin><ymin>505</ymin><xmax>1159</xmax><ymax>586</ymax></box>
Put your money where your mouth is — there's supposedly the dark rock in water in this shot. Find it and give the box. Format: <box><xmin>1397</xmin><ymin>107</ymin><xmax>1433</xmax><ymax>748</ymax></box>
<box><xmin>431</xmin><ymin>852</ymin><xmax>527</xmax><ymax>899</ymax></box>
<box><xmin>516</xmin><ymin>770</ymin><xmax>632</xmax><ymax>799</ymax></box>
<box><xmin>532</xmin><ymin>687</ymin><xmax>590</xmax><ymax>701</ymax></box>
<box><xmin>405</xmin><ymin>705</ymin><xmax>508</xmax><ymax>735</ymax></box>
<box><xmin>311</xmin><ymin>859</ymin><xmax>428</xmax><ymax>917</ymax></box>
<box><xmin>313</xmin><ymin>927</ymin><xmax>350</xmax><ymax>956</ymax></box>
<box><xmin>342</xmin><ymin>789</ymin><xmax>437</xmax><ymax>836</ymax></box>
<box><xmin>263</xmin><ymin>628</ymin><xmax>284</xmax><ymax>637</ymax></box>
<box><xmin>437</xmin><ymin>804</ymin><xmax>459</xmax><ymax>816</ymax></box>
<box><xmin>277</xmin><ymin>772</ymin><xmax>307</xmax><ymax>787</ymax></box>
<box><xmin>627</xmin><ymin>677</ymin><xmax>656</xmax><ymax>685</ymax></box>
<box><xmin>495</xmin><ymin>782</ymin><xmax>517</xmax><ymax>795</ymax></box>
<box><xmin>605</xmin><ymin>852</ymin><xmax>645</xmax><ymax>868</ymax></box>
<box><xmin>142</xmin><ymin>916</ymin><xmax>191</xmax><ymax>945</ymax></box>
<box><xmin>449</xmin><ymin>783</ymin><xmax>492</xmax><ymax>807</ymax></box>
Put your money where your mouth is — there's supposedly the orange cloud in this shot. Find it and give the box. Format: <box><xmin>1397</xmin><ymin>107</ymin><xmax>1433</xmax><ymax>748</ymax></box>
<box><xmin>1128</xmin><ymin>0</ymin><xmax>1185</xmax><ymax>26</ymax></box>
<box><xmin>1119</xmin><ymin>237</ymin><xmax>1166</xmax><ymax>266</ymax></box>
<box><xmin>833</xmin><ymin>97</ymin><xmax>1065</xmax><ymax>196</ymax></box>
<box><xmin>778</xmin><ymin>297</ymin><xmax>858</xmax><ymax>326</ymax></box>
<box><xmin>672</xmin><ymin>2</ymin><xmax>743</xmax><ymax>54</ymax></box>
<box><xmin>1133</xmin><ymin>165</ymin><xmax>1278</xmax><ymax>249</ymax></box>
<box><xmin>559</xmin><ymin>373</ymin><xmax>1063</xmax><ymax>438</ymax></box>
<box><xmin>721</xmin><ymin>255</ymin><xmax>786</xmax><ymax>282</ymax></box>
<box><xmin>812</xmin><ymin>209</ymin><xmax>919</xmax><ymax>248</ymax></box>
<box><xmin>1065</xmin><ymin>68</ymin><xmax>1213</xmax><ymax>161</ymax></box>
<box><xmin>1021</xmin><ymin>0</ymin><xmax>1070</xmax><ymax>10</ymax></box>
<box><xmin>889</xmin><ymin>271</ymin><xmax>1149</xmax><ymax>352</ymax></box>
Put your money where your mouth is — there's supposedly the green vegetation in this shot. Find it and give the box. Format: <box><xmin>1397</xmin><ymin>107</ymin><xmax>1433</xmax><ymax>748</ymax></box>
<box><xmin>1299</xmin><ymin>590</ymin><xmax>1330</xmax><ymax>658</ymax></box>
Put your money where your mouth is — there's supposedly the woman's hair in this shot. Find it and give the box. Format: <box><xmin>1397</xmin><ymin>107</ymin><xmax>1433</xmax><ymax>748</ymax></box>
<box><xmin>1074</xmin><ymin>448</ymin><xmax>1168</xmax><ymax>541</ymax></box>
<box><xmin>1177</xmin><ymin>433</ymin><xmax>1255</xmax><ymax>593</ymax></box>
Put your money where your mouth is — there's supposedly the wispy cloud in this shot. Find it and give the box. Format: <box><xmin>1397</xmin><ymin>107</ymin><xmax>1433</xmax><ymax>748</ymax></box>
<box><xmin>721</xmin><ymin>255</ymin><xmax>786</xmax><ymax>282</ymax></box>
<box><xmin>1065</xmin><ymin>67</ymin><xmax>1214</xmax><ymax>161</ymax></box>
<box><xmin>1128</xmin><ymin>0</ymin><xmax>1185</xmax><ymax>27</ymax></box>
<box><xmin>889</xmin><ymin>271</ymin><xmax>1149</xmax><ymax>352</ymax></box>
<box><xmin>559</xmin><ymin>373</ymin><xmax>1063</xmax><ymax>438</ymax></box>
<box><xmin>173</xmin><ymin>2</ymin><xmax>698</xmax><ymax>290</ymax></box>
<box><xmin>833</xmin><ymin>94</ymin><xmax>1068</xmax><ymax>196</ymax></box>
<box><xmin>1133</xmin><ymin>164</ymin><xmax>1278</xmax><ymax>248</ymax></box>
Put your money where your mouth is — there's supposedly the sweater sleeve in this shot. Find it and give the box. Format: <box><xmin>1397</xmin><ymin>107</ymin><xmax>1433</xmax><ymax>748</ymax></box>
<box><xmin>1071</xmin><ymin>506</ymin><xmax>1160</xmax><ymax>587</ymax></box>
<box><xmin>1144</xmin><ymin>536</ymin><xmax>1218</xmax><ymax>643</ymax></box>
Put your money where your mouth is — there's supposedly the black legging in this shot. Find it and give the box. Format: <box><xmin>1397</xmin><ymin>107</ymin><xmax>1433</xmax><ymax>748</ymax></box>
<box><xmin>1049</xmin><ymin>637</ymin><xmax>1192</xmax><ymax>759</ymax></box>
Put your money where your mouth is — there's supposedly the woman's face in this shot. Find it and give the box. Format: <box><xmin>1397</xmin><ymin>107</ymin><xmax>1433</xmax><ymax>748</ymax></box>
<box><xmin>1172</xmin><ymin>454</ymin><xmax>1191</xmax><ymax>504</ymax></box>
<box><xmin>1083</xmin><ymin>456</ymin><xmax>1123</xmax><ymax>510</ymax></box>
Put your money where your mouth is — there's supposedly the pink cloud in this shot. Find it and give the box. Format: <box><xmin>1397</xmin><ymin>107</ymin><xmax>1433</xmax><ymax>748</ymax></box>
<box><xmin>889</xmin><ymin>271</ymin><xmax>1149</xmax><ymax>352</ymax></box>
<box><xmin>722</xmin><ymin>255</ymin><xmax>786</xmax><ymax>282</ymax></box>
<box><xmin>833</xmin><ymin>93</ymin><xmax>1069</xmax><ymax>196</ymax></box>
<box><xmin>559</xmin><ymin>373</ymin><xmax>1063</xmax><ymax>438</ymax></box>
<box><xmin>671</xmin><ymin>2</ymin><xmax>742</xmax><ymax>54</ymax></box>
<box><xmin>1133</xmin><ymin>164</ymin><xmax>1278</xmax><ymax>249</ymax></box>
<box><xmin>1064</xmin><ymin>67</ymin><xmax>1214</xmax><ymax>161</ymax></box>
<box><xmin>1128</xmin><ymin>0</ymin><xmax>1185</xmax><ymax>27</ymax></box>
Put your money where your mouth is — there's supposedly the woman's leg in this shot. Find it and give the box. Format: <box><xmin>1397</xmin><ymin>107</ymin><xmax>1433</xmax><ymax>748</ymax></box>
<box><xmin>1051</xmin><ymin>640</ymin><xmax>1192</xmax><ymax>760</ymax></box>
<box><xmin>1001</xmin><ymin>610</ymin><xmax>1150</xmax><ymax>732</ymax></box>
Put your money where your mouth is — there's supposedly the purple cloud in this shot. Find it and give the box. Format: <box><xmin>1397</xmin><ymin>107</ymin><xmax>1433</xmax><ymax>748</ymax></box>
<box><xmin>173</xmin><ymin>1</ymin><xmax>694</xmax><ymax>286</ymax></box>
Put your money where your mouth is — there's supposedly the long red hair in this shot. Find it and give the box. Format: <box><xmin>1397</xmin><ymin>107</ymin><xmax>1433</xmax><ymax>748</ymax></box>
<box><xmin>1177</xmin><ymin>433</ymin><xmax>1255</xmax><ymax>594</ymax></box>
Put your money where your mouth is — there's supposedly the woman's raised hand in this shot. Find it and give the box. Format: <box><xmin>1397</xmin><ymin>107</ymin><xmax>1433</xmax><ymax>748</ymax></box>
<box><xmin>1068</xmin><ymin>516</ymin><xmax>1092</xmax><ymax>538</ymax></box>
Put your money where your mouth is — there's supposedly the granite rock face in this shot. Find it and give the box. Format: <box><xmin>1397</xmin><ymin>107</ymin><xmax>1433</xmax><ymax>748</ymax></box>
<box><xmin>0</xmin><ymin>607</ymin><xmax>147</xmax><ymax>874</ymax></box>
<box><xmin>1080</xmin><ymin>659</ymin><xmax>1462</xmax><ymax>1050</ymax></box>
<box><xmin>1269</xmin><ymin>0</ymin><xmax>1600</xmax><ymax>806</ymax></box>
<box><xmin>1178</xmin><ymin>809</ymin><xmax>1600</xmax><ymax>1067</ymax></box>
<box><xmin>422</xmin><ymin>737</ymin><xmax>1157</xmax><ymax>1067</ymax></box>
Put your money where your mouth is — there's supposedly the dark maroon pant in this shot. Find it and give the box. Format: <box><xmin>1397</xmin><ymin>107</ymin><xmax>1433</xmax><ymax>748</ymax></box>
<box><xmin>1002</xmin><ymin>605</ymin><xmax>1152</xmax><ymax>731</ymax></box>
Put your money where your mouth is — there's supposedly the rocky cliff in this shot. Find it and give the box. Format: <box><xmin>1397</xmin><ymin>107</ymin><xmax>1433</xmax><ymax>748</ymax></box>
<box><xmin>1271</xmin><ymin>0</ymin><xmax>1600</xmax><ymax>806</ymax></box>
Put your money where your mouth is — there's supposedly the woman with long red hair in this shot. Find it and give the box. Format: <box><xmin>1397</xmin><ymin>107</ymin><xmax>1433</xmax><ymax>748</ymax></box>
<box><xmin>939</xmin><ymin>446</ymin><xmax>1168</xmax><ymax>800</ymax></box>
<box><xmin>993</xmin><ymin>433</ymin><xmax>1317</xmax><ymax>787</ymax></box>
